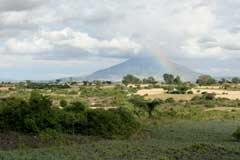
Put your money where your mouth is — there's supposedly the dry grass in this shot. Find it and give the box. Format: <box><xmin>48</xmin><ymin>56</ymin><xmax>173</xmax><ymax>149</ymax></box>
<box><xmin>146</xmin><ymin>93</ymin><xmax>194</xmax><ymax>101</ymax></box>
<box><xmin>136</xmin><ymin>88</ymin><xmax>165</xmax><ymax>96</ymax></box>
<box><xmin>192</xmin><ymin>88</ymin><xmax>240</xmax><ymax>100</ymax></box>
<box><xmin>205</xmin><ymin>107</ymin><xmax>240</xmax><ymax>112</ymax></box>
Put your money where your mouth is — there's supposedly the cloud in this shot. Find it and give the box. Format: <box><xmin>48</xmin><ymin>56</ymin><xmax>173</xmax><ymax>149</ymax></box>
<box><xmin>0</xmin><ymin>27</ymin><xmax>142</xmax><ymax>59</ymax></box>
<box><xmin>1</xmin><ymin>0</ymin><xmax>240</xmax><ymax>78</ymax></box>
<box><xmin>0</xmin><ymin>0</ymin><xmax>46</xmax><ymax>12</ymax></box>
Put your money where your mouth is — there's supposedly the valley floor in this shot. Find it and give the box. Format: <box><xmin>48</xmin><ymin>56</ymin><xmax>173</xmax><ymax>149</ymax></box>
<box><xmin>1</xmin><ymin>120</ymin><xmax>240</xmax><ymax>160</ymax></box>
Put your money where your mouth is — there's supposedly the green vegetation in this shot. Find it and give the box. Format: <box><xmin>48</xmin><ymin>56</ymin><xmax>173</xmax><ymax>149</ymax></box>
<box><xmin>0</xmin><ymin>91</ymin><xmax>139</xmax><ymax>139</ymax></box>
<box><xmin>196</xmin><ymin>75</ymin><xmax>216</xmax><ymax>86</ymax></box>
<box><xmin>122</xmin><ymin>74</ymin><xmax>141</xmax><ymax>85</ymax></box>
<box><xmin>232</xmin><ymin>127</ymin><xmax>240</xmax><ymax>141</ymax></box>
<box><xmin>1</xmin><ymin>74</ymin><xmax>240</xmax><ymax>159</ymax></box>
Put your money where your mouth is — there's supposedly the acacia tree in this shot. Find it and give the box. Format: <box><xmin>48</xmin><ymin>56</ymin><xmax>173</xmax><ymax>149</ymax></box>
<box><xmin>143</xmin><ymin>76</ymin><xmax>158</xmax><ymax>84</ymax></box>
<box><xmin>129</xmin><ymin>96</ymin><xmax>163</xmax><ymax>118</ymax></box>
<box><xmin>232</xmin><ymin>77</ymin><xmax>240</xmax><ymax>84</ymax></box>
<box><xmin>196</xmin><ymin>75</ymin><xmax>216</xmax><ymax>86</ymax></box>
<box><xmin>146</xmin><ymin>99</ymin><xmax>163</xmax><ymax>118</ymax></box>
<box><xmin>174</xmin><ymin>75</ymin><xmax>182</xmax><ymax>84</ymax></box>
<box><xmin>163</xmin><ymin>73</ymin><xmax>175</xmax><ymax>84</ymax></box>
<box><xmin>122</xmin><ymin>74</ymin><xmax>141</xmax><ymax>86</ymax></box>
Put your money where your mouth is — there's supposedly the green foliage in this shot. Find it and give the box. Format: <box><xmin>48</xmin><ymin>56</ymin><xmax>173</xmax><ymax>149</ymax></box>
<box><xmin>64</xmin><ymin>101</ymin><xmax>88</xmax><ymax>113</ymax></box>
<box><xmin>163</xmin><ymin>74</ymin><xmax>182</xmax><ymax>84</ymax></box>
<box><xmin>173</xmin><ymin>75</ymin><xmax>182</xmax><ymax>84</ymax></box>
<box><xmin>165</xmin><ymin>98</ymin><xmax>175</xmax><ymax>103</ymax></box>
<box><xmin>163</xmin><ymin>73</ymin><xmax>175</xmax><ymax>84</ymax></box>
<box><xmin>80</xmin><ymin>87</ymin><xmax>126</xmax><ymax>97</ymax></box>
<box><xmin>25</xmin><ymin>82</ymin><xmax>70</xmax><ymax>89</ymax></box>
<box><xmin>232</xmin><ymin>77</ymin><xmax>240</xmax><ymax>84</ymax></box>
<box><xmin>129</xmin><ymin>95</ymin><xmax>163</xmax><ymax>118</ymax></box>
<box><xmin>0</xmin><ymin>91</ymin><xmax>139</xmax><ymax>138</ymax></box>
<box><xmin>146</xmin><ymin>99</ymin><xmax>163</xmax><ymax>118</ymax></box>
<box><xmin>60</xmin><ymin>99</ymin><xmax>68</xmax><ymax>107</ymax></box>
<box><xmin>232</xmin><ymin>127</ymin><xmax>240</xmax><ymax>141</ymax></box>
<box><xmin>122</xmin><ymin>74</ymin><xmax>141</xmax><ymax>85</ymax></box>
<box><xmin>142</xmin><ymin>76</ymin><xmax>158</xmax><ymax>84</ymax></box>
<box><xmin>82</xmin><ymin>108</ymin><xmax>139</xmax><ymax>138</ymax></box>
<box><xmin>0</xmin><ymin>91</ymin><xmax>60</xmax><ymax>133</ymax></box>
<box><xmin>196</xmin><ymin>75</ymin><xmax>216</xmax><ymax>85</ymax></box>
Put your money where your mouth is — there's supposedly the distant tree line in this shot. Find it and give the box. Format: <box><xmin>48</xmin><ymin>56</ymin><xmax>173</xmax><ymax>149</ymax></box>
<box><xmin>121</xmin><ymin>73</ymin><xmax>240</xmax><ymax>86</ymax></box>
<box><xmin>122</xmin><ymin>74</ymin><xmax>182</xmax><ymax>85</ymax></box>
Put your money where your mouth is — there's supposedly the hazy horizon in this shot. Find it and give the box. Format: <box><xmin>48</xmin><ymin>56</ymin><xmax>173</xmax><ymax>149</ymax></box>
<box><xmin>1</xmin><ymin>0</ymin><xmax>240</xmax><ymax>80</ymax></box>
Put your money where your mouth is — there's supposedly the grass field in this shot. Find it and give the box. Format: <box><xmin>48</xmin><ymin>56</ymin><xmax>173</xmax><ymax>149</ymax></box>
<box><xmin>1</xmin><ymin>120</ymin><xmax>240</xmax><ymax>160</ymax></box>
<box><xmin>1</xmin><ymin>84</ymin><xmax>240</xmax><ymax>159</ymax></box>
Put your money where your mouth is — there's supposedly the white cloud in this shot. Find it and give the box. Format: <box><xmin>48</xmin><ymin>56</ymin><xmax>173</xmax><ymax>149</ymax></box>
<box><xmin>0</xmin><ymin>27</ymin><xmax>142</xmax><ymax>57</ymax></box>
<box><xmin>1</xmin><ymin>0</ymin><xmax>240</xmax><ymax>78</ymax></box>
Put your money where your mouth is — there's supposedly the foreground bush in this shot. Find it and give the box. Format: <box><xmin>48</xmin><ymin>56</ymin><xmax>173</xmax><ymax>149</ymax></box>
<box><xmin>81</xmin><ymin>108</ymin><xmax>139</xmax><ymax>138</ymax></box>
<box><xmin>0</xmin><ymin>91</ymin><xmax>139</xmax><ymax>139</ymax></box>
<box><xmin>0</xmin><ymin>92</ymin><xmax>60</xmax><ymax>133</ymax></box>
<box><xmin>232</xmin><ymin>127</ymin><xmax>240</xmax><ymax>141</ymax></box>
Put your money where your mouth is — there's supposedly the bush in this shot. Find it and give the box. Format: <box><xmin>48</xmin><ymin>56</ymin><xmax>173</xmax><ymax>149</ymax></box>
<box><xmin>165</xmin><ymin>98</ymin><xmax>175</xmax><ymax>103</ymax></box>
<box><xmin>64</xmin><ymin>101</ymin><xmax>88</xmax><ymax>112</ymax></box>
<box><xmin>187</xmin><ymin>90</ymin><xmax>194</xmax><ymax>94</ymax></box>
<box><xmin>60</xmin><ymin>99</ymin><xmax>68</xmax><ymax>107</ymax></box>
<box><xmin>81</xmin><ymin>108</ymin><xmax>139</xmax><ymax>138</ymax></box>
<box><xmin>0</xmin><ymin>92</ymin><xmax>60</xmax><ymax>133</ymax></box>
<box><xmin>203</xmin><ymin>93</ymin><xmax>216</xmax><ymax>100</ymax></box>
<box><xmin>0</xmin><ymin>91</ymin><xmax>139</xmax><ymax>139</ymax></box>
<box><xmin>232</xmin><ymin>127</ymin><xmax>240</xmax><ymax>141</ymax></box>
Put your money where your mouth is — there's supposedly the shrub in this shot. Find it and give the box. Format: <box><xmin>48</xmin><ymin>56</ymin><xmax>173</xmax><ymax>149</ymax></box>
<box><xmin>165</xmin><ymin>98</ymin><xmax>175</xmax><ymax>103</ymax></box>
<box><xmin>64</xmin><ymin>101</ymin><xmax>88</xmax><ymax>113</ymax></box>
<box><xmin>60</xmin><ymin>99</ymin><xmax>68</xmax><ymax>107</ymax></box>
<box><xmin>81</xmin><ymin>108</ymin><xmax>139</xmax><ymax>138</ymax></box>
<box><xmin>232</xmin><ymin>127</ymin><xmax>240</xmax><ymax>141</ymax></box>
<box><xmin>187</xmin><ymin>90</ymin><xmax>194</xmax><ymax>94</ymax></box>
<box><xmin>203</xmin><ymin>93</ymin><xmax>216</xmax><ymax>100</ymax></box>
<box><xmin>0</xmin><ymin>91</ymin><xmax>139</xmax><ymax>139</ymax></box>
<box><xmin>0</xmin><ymin>91</ymin><xmax>60</xmax><ymax>133</ymax></box>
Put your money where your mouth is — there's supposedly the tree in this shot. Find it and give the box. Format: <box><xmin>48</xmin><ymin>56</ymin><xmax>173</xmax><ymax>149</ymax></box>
<box><xmin>219</xmin><ymin>78</ymin><xmax>227</xmax><ymax>84</ymax></box>
<box><xmin>146</xmin><ymin>99</ymin><xmax>163</xmax><ymax>118</ymax></box>
<box><xmin>122</xmin><ymin>74</ymin><xmax>141</xmax><ymax>85</ymax></box>
<box><xmin>129</xmin><ymin>96</ymin><xmax>163</xmax><ymax>118</ymax></box>
<box><xmin>232</xmin><ymin>127</ymin><xmax>240</xmax><ymax>141</ymax></box>
<box><xmin>93</xmin><ymin>80</ymin><xmax>102</xmax><ymax>88</ymax></box>
<box><xmin>143</xmin><ymin>76</ymin><xmax>158</xmax><ymax>84</ymax></box>
<box><xmin>60</xmin><ymin>99</ymin><xmax>68</xmax><ymax>107</ymax></box>
<box><xmin>163</xmin><ymin>73</ymin><xmax>174</xmax><ymax>84</ymax></box>
<box><xmin>232</xmin><ymin>77</ymin><xmax>240</xmax><ymax>84</ymax></box>
<box><xmin>56</xmin><ymin>79</ymin><xmax>61</xmax><ymax>84</ymax></box>
<box><xmin>196</xmin><ymin>75</ymin><xmax>216</xmax><ymax>85</ymax></box>
<box><xmin>174</xmin><ymin>75</ymin><xmax>182</xmax><ymax>84</ymax></box>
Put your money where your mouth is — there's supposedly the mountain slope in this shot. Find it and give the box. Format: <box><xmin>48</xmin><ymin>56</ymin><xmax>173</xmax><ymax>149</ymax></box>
<box><xmin>80</xmin><ymin>55</ymin><xmax>199</xmax><ymax>82</ymax></box>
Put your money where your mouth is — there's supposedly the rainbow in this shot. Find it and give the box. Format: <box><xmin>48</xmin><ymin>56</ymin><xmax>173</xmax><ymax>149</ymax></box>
<box><xmin>145</xmin><ymin>46</ymin><xmax>176</xmax><ymax>73</ymax></box>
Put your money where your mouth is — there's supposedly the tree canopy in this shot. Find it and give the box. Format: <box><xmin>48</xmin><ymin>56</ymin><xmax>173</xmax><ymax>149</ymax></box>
<box><xmin>122</xmin><ymin>74</ymin><xmax>141</xmax><ymax>85</ymax></box>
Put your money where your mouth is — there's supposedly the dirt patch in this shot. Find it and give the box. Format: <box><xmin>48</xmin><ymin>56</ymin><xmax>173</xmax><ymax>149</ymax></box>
<box><xmin>136</xmin><ymin>88</ymin><xmax>165</xmax><ymax>96</ymax></box>
<box><xmin>146</xmin><ymin>94</ymin><xmax>194</xmax><ymax>101</ymax></box>
<box><xmin>192</xmin><ymin>88</ymin><xmax>240</xmax><ymax>100</ymax></box>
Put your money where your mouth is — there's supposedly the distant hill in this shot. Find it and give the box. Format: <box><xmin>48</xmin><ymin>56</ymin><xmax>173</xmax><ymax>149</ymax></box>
<box><xmin>61</xmin><ymin>55</ymin><xmax>200</xmax><ymax>82</ymax></box>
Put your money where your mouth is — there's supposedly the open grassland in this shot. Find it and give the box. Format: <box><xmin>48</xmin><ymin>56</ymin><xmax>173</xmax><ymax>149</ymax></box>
<box><xmin>1</xmin><ymin>120</ymin><xmax>240</xmax><ymax>160</ymax></box>
<box><xmin>136</xmin><ymin>86</ymin><xmax>240</xmax><ymax>101</ymax></box>
<box><xmin>1</xmin><ymin>83</ymin><xmax>240</xmax><ymax>159</ymax></box>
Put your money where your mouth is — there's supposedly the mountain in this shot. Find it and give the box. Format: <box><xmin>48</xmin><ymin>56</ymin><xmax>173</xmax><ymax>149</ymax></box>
<box><xmin>64</xmin><ymin>55</ymin><xmax>199</xmax><ymax>82</ymax></box>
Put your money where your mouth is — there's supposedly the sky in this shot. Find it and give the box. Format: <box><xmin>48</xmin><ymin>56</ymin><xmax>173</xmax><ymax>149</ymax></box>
<box><xmin>0</xmin><ymin>0</ymin><xmax>240</xmax><ymax>80</ymax></box>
